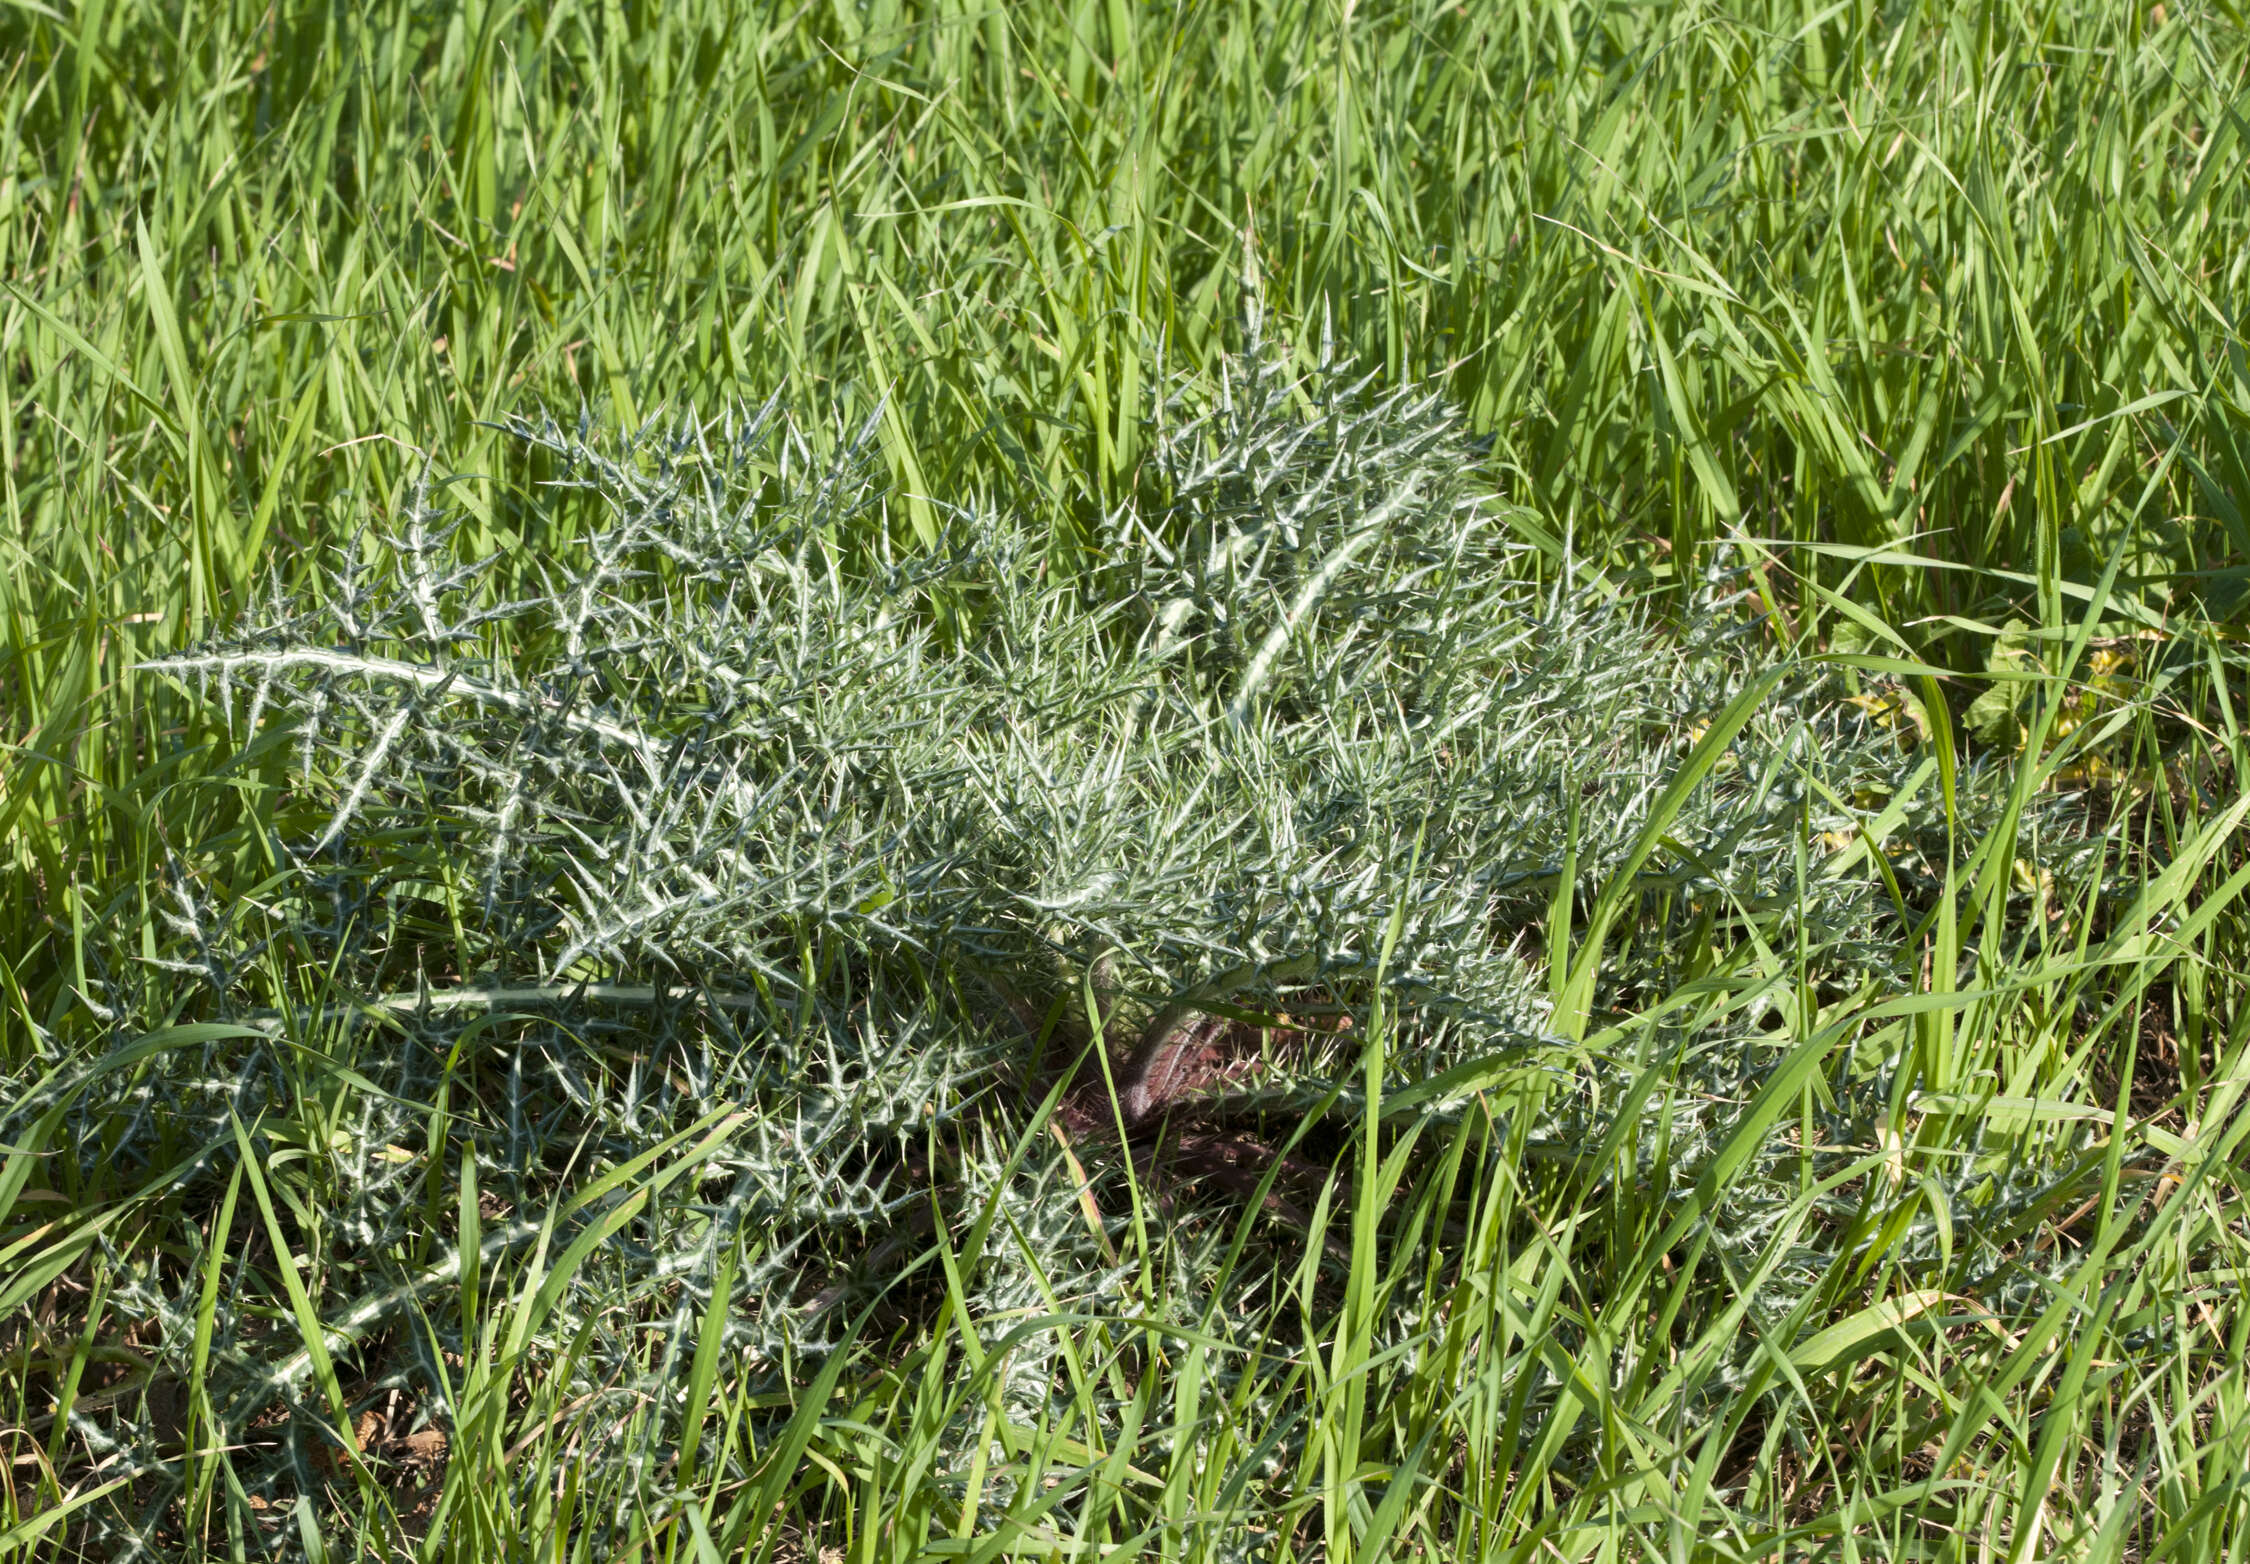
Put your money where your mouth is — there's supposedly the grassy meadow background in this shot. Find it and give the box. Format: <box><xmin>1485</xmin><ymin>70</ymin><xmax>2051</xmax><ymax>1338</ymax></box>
<box><xmin>4</xmin><ymin>0</ymin><xmax>2250</xmax><ymax>1558</ymax></box>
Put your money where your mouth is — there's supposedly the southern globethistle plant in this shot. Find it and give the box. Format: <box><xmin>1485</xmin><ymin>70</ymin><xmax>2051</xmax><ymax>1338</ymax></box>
<box><xmin>21</xmin><ymin>333</ymin><xmax>2102</xmax><ymax>1554</ymax></box>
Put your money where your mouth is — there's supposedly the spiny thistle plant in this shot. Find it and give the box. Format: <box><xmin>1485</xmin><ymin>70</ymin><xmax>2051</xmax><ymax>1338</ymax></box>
<box><xmin>22</xmin><ymin>333</ymin><xmax>2106</xmax><ymax>1555</ymax></box>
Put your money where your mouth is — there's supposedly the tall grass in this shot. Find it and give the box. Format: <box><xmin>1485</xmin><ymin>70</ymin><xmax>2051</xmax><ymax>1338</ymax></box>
<box><xmin>6</xmin><ymin>0</ymin><xmax>2249</xmax><ymax>897</ymax></box>
<box><xmin>3</xmin><ymin>0</ymin><xmax>2248</xmax><ymax>1559</ymax></box>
